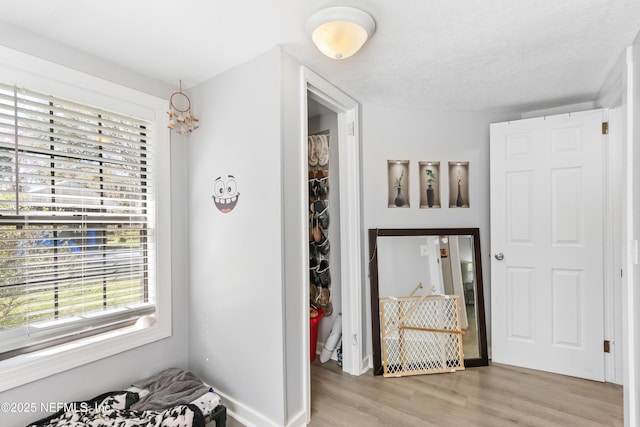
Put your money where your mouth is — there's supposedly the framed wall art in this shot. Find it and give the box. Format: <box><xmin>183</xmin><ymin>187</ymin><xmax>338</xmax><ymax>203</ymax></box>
<box><xmin>448</xmin><ymin>161</ymin><xmax>469</xmax><ymax>208</ymax></box>
<box><xmin>387</xmin><ymin>160</ymin><xmax>409</xmax><ymax>208</ymax></box>
<box><xmin>418</xmin><ymin>161</ymin><xmax>440</xmax><ymax>209</ymax></box>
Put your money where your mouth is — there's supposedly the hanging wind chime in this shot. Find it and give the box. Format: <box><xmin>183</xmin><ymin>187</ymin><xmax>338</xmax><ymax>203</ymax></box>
<box><xmin>167</xmin><ymin>80</ymin><xmax>199</xmax><ymax>135</ymax></box>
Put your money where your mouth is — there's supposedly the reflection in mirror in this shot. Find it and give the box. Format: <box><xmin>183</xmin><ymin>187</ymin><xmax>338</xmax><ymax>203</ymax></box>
<box><xmin>369</xmin><ymin>228</ymin><xmax>488</xmax><ymax>375</ymax></box>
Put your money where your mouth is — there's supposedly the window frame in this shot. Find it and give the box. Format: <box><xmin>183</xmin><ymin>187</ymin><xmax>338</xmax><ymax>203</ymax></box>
<box><xmin>0</xmin><ymin>46</ymin><xmax>172</xmax><ymax>393</ymax></box>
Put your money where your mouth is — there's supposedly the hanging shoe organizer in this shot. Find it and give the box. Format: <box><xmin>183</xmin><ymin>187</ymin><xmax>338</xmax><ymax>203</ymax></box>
<box><xmin>380</xmin><ymin>293</ymin><xmax>465</xmax><ymax>378</ymax></box>
<box><xmin>308</xmin><ymin>132</ymin><xmax>332</xmax><ymax>317</ymax></box>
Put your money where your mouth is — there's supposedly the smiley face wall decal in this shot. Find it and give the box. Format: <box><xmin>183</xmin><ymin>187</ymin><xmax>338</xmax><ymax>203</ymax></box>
<box><xmin>212</xmin><ymin>175</ymin><xmax>240</xmax><ymax>213</ymax></box>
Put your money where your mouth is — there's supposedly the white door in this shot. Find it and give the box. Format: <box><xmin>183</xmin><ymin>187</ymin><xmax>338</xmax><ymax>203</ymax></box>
<box><xmin>490</xmin><ymin>110</ymin><xmax>605</xmax><ymax>381</ymax></box>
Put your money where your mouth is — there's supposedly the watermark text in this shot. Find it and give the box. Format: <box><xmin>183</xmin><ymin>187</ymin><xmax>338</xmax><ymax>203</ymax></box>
<box><xmin>1</xmin><ymin>401</ymin><xmax>104</xmax><ymax>413</ymax></box>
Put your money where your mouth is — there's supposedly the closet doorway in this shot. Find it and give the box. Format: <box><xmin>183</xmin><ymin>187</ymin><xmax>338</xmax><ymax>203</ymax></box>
<box><xmin>308</xmin><ymin>96</ymin><xmax>341</xmax><ymax>356</ymax></box>
<box><xmin>302</xmin><ymin>68</ymin><xmax>364</xmax><ymax>424</ymax></box>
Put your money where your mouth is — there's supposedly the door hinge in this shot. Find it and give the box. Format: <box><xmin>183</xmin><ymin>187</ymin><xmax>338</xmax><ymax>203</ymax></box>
<box><xmin>347</xmin><ymin>121</ymin><xmax>355</xmax><ymax>136</ymax></box>
<box><xmin>604</xmin><ymin>340</ymin><xmax>611</xmax><ymax>353</ymax></box>
<box><xmin>602</xmin><ymin>122</ymin><xmax>609</xmax><ymax>135</ymax></box>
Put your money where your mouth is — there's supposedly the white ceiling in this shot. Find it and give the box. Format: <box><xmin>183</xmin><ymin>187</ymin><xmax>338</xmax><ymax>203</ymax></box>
<box><xmin>3</xmin><ymin>0</ymin><xmax>640</xmax><ymax>113</ymax></box>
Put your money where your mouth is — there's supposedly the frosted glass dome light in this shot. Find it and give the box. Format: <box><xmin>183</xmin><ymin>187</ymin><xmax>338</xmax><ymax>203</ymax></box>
<box><xmin>306</xmin><ymin>7</ymin><xmax>376</xmax><ymax>59</ymax></box>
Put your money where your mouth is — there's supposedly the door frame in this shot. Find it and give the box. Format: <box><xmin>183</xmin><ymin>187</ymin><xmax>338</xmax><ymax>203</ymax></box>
<box><xmin>603</xmin><ymin>107</ymin><xmax>624</xmax><ymax>384</ymax></box>
<box><xmin>300</xmin><ymin>67</ymin><xmax>365</xmax><ymax>423</ymax></box>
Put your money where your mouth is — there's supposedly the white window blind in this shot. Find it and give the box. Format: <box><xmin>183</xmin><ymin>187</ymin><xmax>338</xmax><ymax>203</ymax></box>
<box><xmin>0</xmin><ymin>82</ymin><xmax>156</xmax><ymax>357</ymax></box>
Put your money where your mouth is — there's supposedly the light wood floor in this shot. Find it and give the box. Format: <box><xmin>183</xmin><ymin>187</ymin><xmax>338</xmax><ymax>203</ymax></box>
<box><xmin>309</xmin><ymin>361</ymin><xmax>622</xmax><ymax>427</ymax></box>
<box><xmin>220</xmin><ymin>361</ymin><xmax>623</xmax><ymax>426</ymax></box>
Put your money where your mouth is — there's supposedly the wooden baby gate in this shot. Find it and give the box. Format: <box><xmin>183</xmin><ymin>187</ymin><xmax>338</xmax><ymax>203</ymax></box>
<box><xmin>380</xmin><ymin>292</ymin><xmax>465</xmax><ymax>377</ymax></box>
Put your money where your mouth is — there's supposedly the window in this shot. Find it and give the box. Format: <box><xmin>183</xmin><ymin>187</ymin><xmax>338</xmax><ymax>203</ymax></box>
<box><xmin>0</xmin><ymin>82</ymin><xmax>157</xmax><ymax>358</ymax></box>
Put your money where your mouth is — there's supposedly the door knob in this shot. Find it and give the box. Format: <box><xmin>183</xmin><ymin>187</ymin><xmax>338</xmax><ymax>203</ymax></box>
<box><xmin>494</xmin><ymin>252</ymin><xmax>504</xmax><ymax>261</ymax></box>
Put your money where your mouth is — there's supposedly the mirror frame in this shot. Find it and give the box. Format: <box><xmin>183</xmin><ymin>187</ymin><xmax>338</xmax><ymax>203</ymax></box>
<box><xmin>368</xmin><ymin>227</ymin><xmax>489</xmax><ymax>374</ymax></box>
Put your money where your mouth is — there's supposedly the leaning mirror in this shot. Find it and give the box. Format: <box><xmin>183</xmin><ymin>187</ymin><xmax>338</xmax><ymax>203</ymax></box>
<box><xmin>368</xmin><ymin>228</ymin><xmax>489</xmax><ymax>374</ymax></box>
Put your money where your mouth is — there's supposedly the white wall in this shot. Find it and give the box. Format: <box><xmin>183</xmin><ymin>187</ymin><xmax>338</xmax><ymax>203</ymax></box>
<box><xmin>361</xmin><ymin>104</ymin><xmax>517</xmax><ymax>357</ymax></box>
<box><xmin>281</xmin><ymin>52</ymin><xmax>308</xmax><ymax>427</ymax></box>
<box><xmin>0</xmin><ymin>28</ymin><xmax>189</xmax><ymax>427</ymax></box>
<box><xmin>187</xmin><ymin>47</ymin><xmax>307</xmax><ymax>427</ymax></box>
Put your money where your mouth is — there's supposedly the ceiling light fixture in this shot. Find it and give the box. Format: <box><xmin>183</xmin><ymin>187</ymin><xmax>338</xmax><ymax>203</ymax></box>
<box><xmin>306</xmin><ymin>6</ymin><xmax>376</xmax><ymax>59</ymax></box>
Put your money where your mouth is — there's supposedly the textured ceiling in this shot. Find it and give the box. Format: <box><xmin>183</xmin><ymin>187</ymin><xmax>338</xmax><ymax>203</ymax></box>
<box><xmin>2</xmin><ymin>0</ymin><xmax>640</xmax><ymax>113</ymax></box>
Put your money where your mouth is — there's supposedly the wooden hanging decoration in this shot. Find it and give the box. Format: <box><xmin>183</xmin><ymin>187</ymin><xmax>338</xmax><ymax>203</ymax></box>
<box><xmin>168</xmin><ymin>80</ymin><xmax>199</xmax><ymax>135</ymax></box>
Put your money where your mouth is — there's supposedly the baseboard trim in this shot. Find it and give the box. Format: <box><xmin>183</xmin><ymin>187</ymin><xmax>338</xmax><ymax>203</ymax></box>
<box><xmin>215</xmin><ymin>389</ymin><xmax>280</xmax><ymax>427</ymax></box>
<box><xmin>286</xmin><ymin>408</ymin><xmax>307</xmax><ymax>427</ymax></box>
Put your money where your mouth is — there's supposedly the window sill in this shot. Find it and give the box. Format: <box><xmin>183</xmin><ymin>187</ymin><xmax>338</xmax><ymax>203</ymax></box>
<box><xmin>0</xmin><ymin>318</ymin><xmax>171</xmax><ymax>393</ymax></box>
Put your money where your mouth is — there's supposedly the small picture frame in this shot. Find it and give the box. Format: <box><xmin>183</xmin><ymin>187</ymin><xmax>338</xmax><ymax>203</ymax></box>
<box><xmin>448</xmin><ymin>161</ymin><xmax>469</xmax><ymax>208</ymax></box>
<box><xmin>419</xmin><ymin>161</ymin><xmax>440</xmax><ymax>209</ymax></box>
<box><xmin>387</xmin><ymin>160</ymin><xmax>409</xmax><ymax>208</ymax></box>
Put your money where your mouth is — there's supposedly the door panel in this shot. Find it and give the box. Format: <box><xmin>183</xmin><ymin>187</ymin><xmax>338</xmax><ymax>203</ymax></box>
<box><xmin>506</xmin><ymin>171</ymin><xmax>533</xmax><ymax>242</ymax></box>
<box><xmin>551</xmin><ymin>269</ymin><xmax>582</xmax><ymax>347</ymax></box>
<box><xmin>490</xmin><ymin>110</ymin><xmax>604</xmax><ymax>381</ymax></box>
<box><xmin>507</xmin><ymin>267</ymin><xmax>535</xmax><ymax>341</ymax></box>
